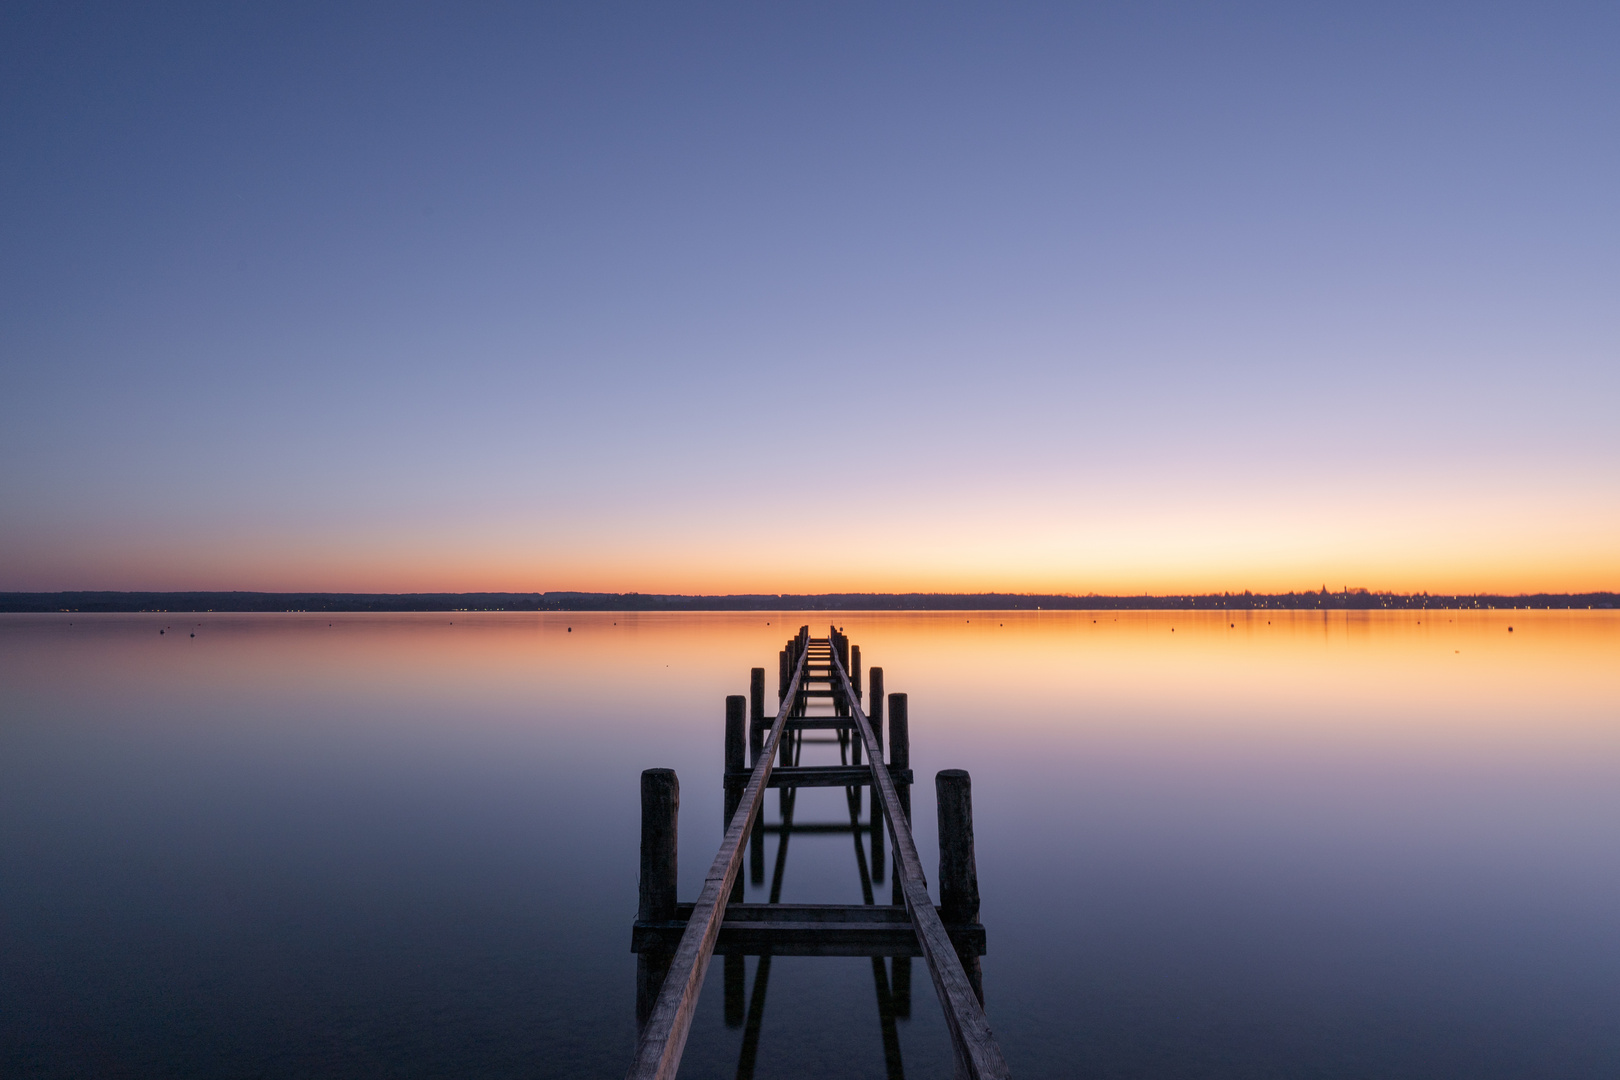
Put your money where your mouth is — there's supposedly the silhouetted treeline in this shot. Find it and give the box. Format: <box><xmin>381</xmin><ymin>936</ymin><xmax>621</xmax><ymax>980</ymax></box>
<box><xmin>3</xmin><ymin>589</ymin><xmax>1614</xmax><ymax>613</ymax></box>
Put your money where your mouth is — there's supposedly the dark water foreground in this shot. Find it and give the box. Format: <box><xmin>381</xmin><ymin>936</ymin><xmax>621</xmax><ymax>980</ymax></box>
<box><xmin>2</xmin><ymin>611</ymin><xmax>1617</xmax><ymax>1078</ymax></box>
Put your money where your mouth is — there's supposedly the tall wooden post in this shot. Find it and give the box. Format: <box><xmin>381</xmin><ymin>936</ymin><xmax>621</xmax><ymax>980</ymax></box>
<box><xmin>937</xmin><ymin>769</ymin><xmax>983</xmax><ymax>1005</ymax></box>
<box><xmin>888</xmin><ymin>694</ymin><xmax>909</xmax><ymax>791</ymax></box>
<box><xmin>870</xmin><ymin>668</ymin><xmax>885</xmax><ymax>745</ymax></box>
<box><xmin>849</xmin><ymin>644</ymin><xmax>864</xmax><ymax>765</ymax></box>
<box><xmin>749</xmin><ymin>668</ymin><xmax>765</xmax><ymax>732</ymax></box>
<box><xmin>888</xmin><ymin>693</ymin><xmax>909</xmax><ymax>906</ymax></box>
<box><xmin>869</xmin><ymin>667</ymin><xmax>885</xmax><ymax>881</ymax></box>
<box><xmin>777</xmin><ymin>649</ymin><xmax>789</xmax><ymax>710</ymax></box>
<box><xmin>725</xmin><ymin>696</ymin><xmax>746</xmax><ymax>902</ymax></box>
<box><xmin>724</xmin><ymin>696</ymin><xmax>747</xmax><ymax>797</ymax></box>
<box><xmin>727</xmin><ymin>686</ymin><xmax>750</xmax><ymax>1024</ymax></box>
<box><xmin>637</xmin><ymin>768</ymin><xmax>678</xmax><ymax>1030</ymax></box>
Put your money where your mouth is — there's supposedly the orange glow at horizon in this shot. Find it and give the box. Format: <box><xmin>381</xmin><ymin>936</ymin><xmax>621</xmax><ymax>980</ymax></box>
<box><xmin>5</xmin><ymin>472</ymin><xmax>1615</xmax><ymax>596</ymax></box>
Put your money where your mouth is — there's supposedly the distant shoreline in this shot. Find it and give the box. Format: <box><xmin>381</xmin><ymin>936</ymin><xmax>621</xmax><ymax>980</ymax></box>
<box><xmin>2</xmin><ymin>590</ymin><xmax>1614</xmax><ymax>613</ymax></box>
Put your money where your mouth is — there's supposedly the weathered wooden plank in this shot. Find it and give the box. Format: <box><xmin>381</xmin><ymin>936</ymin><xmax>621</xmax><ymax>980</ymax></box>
<box><xmin>760</xmin><ymin>821</ymin><xmax>876</xmax><ymax>834</ymax></box>
<box><xmin>633</xmin><ymin>925</ymin><xmax>986</xmax><ymax>957</ymax></box>
<box><xmin>676</xmin><ymin>902</ymin><xmax>908</xmax><ymax>922</ymax></box>
<box><xmin>825</xmin><ymin>627</ymin><xmax>1011</xmax><ymax>1080</ymax></box>
<box><xmin>723</xmin><ymin>765</ymin><xmax>913</xmax><ymax>789</ymax></box>
<box><xmin>782</xmin><ymin>717</ymin><xmax>857</xmax><ymax>730</ymax></box>
<box><xmin>631</xmin><ymin>903</ymin><xmax>987</xmax><ymax>957</ymax></box>
<box><xmin>626</xmin><ymin>632</ymin><xmax>809</xmax><ymax>1080</ymax></box>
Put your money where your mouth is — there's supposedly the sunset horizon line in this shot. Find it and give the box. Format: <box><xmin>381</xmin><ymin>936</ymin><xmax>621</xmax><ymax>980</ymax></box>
<box><xmin>4</xmin><ymin>586</ymin><xmax>1615</xmax><ymax>614</ymax></box>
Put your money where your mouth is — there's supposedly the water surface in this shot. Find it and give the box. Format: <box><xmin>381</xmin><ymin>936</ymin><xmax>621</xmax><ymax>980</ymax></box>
<box><xmin>2</xmin><ymin>610</ymin><xmax>1616</xmax><ymax>1077</ymax></box>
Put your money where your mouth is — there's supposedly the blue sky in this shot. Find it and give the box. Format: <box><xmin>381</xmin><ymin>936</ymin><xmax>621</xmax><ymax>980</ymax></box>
<box><xmin>3</xmin><ymin>2</ymin><xmax>1616</xmax><ymax>592</ymax></box>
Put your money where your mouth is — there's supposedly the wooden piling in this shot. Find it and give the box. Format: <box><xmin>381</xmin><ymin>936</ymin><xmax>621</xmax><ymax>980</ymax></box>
<box><xmin>888</xmin><ymin>695</ymin><xmax>909</xmax><ymax>791</ymax></box>
<box><xmin>937</xmin><ymin>769</ymin><xmax>983</xmax><ymax>1005</ymax></box>
<box><xmin>777</xmin><ymin>649</ymin><xmax>789</xmax><ymax>708</ymax></box>
<box><xmin>888</xmin><ymin>692</ymin><xmax>909</xmax><ymax>906</ymax></box>
<box><xmin>750</xmin><ymin>669</ymin><xmax>765</xmax><ymax>732</ymax></box>
<box><xmin>869</xmin><ymin>668</ymin><xmax>884</xmax><ymax>745</ymax></box>
<box><xmin>726</xmin><ymin>696</ymin><xmax>748</xmax><ymax>902</ymax></box>
<box><xmin>725</xmin><ymin>696</ymin><xmax>747</xmax><ymax>789</ymax></box>
<box><xmin>637</xmin><ymin>768</ymin><xmax>679</xmax><ymax>1031</ymax></box>
<box><xmin>868</xmin><ymin>670</ymin><xmax>894</xmax><ymax>880</ymax></box>
<box><xmin>868</xmin><ymin>667</ymin><xmax>885</xmax><ymax>879</ymax></box>
<box><xmin>852</xmin><ymin>645</ymin><xmax>862</xmax><ymax>700</ymax></box>
<box><xmin>639</xmin><ymin>769</ymin><xmax>679</xmax><ymax>923</ymax></box>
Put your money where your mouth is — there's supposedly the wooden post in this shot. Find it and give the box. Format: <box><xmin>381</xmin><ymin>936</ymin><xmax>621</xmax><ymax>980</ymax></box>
<box><xmin>888</xmin><ymin>695</ymin><xmax>909</xmax><ymax>790</ymax></box>
<box><xmin>725</xmin><ymin>696</ymin><xmax>746</xmax><ymax>902</ymax></box>
<box><xmin>937</xmin><ymin>769</ymin><xmax>983</xmax><ymax>1005</ymax></box>
<box><xmin>849</xmin><ymin>642</ymin><xmax>864</xmax><ymax>766</ymax></box>
<box><xmin>750</xmin><ymin>668</ymin><xmax>765</xmax><ymax>733</ymax></box>
<box><xmin>849</xmin><ymin>644</ymin><xmax>863</xmax><ymax>761</ymax></box>
<box><xmin>639</xmin><ymin>769</ymin><xmax>679</xmax><ymax>924</ymax></box>
<box><xmin>870</xmin><ymin>668</ymin><xmax>885</xmax><ymax>746</ymax></box>
<box><xmin>725</xmin><ymin>696</ymin><xmax>747</xmax><ymax>790</ymax></box>
<box><xmin>869</xmin><ymin>667</ymin><xmax>884</xmax><ymax>881</ymax></box>
<box><xmin>637</xmin><ymin>768</ymin><xmax>678</xmax><ymax>1031</ymax></box>
<box><xmin>888</xmin><ymin>693</ymin><xmax>909</xmax><ymax>906</ymax></box>
<box><xmin>777</xmin><ymin>649</ymin><xmax>789</xmax><ymax>709</ymax></box>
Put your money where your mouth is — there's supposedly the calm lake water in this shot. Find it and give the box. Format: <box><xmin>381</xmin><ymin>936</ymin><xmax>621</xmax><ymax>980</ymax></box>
<box><xmin>2</xmin><ymin>610</ymin><xmax>1617</xmax><ymax>1078</ymax></box>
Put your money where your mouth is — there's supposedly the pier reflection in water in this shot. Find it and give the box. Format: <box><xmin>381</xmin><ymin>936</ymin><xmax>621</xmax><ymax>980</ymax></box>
<box><xmin>1</xmin><ymin>610</ymin><xmax>1617</xmax><ymax>1077</ymax></box>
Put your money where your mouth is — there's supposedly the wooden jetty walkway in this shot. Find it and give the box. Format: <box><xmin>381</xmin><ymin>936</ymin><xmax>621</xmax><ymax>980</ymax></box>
<box><xmin>629</xmin><ymin>626</ymin><xmax>1010</xmax><ymax>1079</ymax></box>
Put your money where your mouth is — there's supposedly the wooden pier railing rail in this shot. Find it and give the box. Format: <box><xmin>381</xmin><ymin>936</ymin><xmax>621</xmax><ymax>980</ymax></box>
<box><xmin>628</xmin><ymin>625</ymin><xmax>1007</xmax><ymax>1080</ymax></box>
<box><xmin>626</xmin><ymin>627</ymin><xmax>810</xmax><ymax>1080</ymax></box>
<box><xmin>825</xmin><ymin>627</ymin><xmax>1011</xmax><ymax>1080</ymax></box>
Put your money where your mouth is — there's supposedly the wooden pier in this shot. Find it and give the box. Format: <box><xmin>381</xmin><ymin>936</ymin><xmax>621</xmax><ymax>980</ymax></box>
<box><xmin>629</xmin><ymin>626</ymin><xmax>1009</xmax><ymax>1079</ymax></box>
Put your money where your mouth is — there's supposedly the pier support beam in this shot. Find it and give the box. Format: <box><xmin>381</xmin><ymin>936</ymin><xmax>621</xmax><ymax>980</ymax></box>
<box><xmin>869</xmin><ymin>667</ymin><xmax>885</xmax><ymax>882</ymax></box>
<box><xmin>937</xmin><ymin>769</ymin><xmax>983</xmax><ymax>1006</ymax></box>
<box><xmin>637</xmin><ymin>768</ymin><xmax>679</xmax><ymax>1031</ymax></box>
<box><xmin>725</xmin><ymin>696</ymin><xmax>747</xmax><ymax>902</ymax></box>
<box><xmin>750</xmin><ymin>669</ymin><xmax>765</xmax><ymax>734</ymax></box>
<box><xmin>888</xmin><ymin>693</ymin><xmax>909</xmax><ymax>906</ymax></box>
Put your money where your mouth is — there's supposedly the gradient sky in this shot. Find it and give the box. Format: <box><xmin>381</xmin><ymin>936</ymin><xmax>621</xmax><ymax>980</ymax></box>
<box><xmin>2</xmin><ymin>2</ymin><xmax>1616</xmax><ymax>594</ymax></box>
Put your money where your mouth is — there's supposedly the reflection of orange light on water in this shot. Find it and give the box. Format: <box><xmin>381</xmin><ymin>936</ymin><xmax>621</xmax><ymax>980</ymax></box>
<box><xmin>7</xmin><ymin>611</ymin><xmax>1614</xmax><ymax>760</ymax></box>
